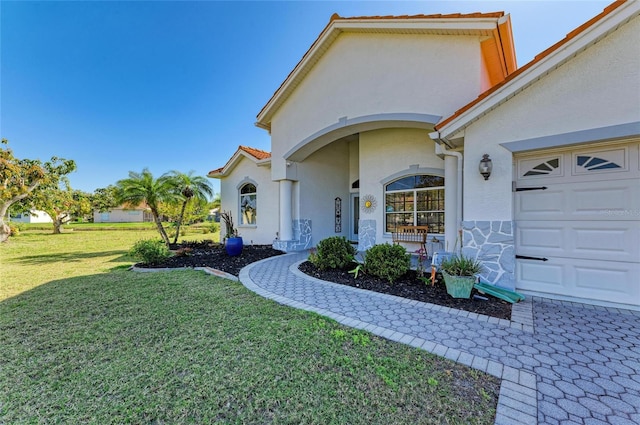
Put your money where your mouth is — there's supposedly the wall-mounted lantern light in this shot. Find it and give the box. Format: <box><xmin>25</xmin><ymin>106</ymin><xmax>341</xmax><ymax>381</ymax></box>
<box><xmin>479</xmin><ymin>154</ymin><xmax>493</xmax><ymax>180</ymax></box>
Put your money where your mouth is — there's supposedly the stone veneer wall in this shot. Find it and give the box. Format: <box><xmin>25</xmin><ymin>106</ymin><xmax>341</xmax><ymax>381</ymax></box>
<box><xmin>273</xmin><ymin>219</ymin><xmax>312</xmax><ymax>252</ymax></box>
<box><xmin>358</xmin><ymin>219</ymin><xmax>376</xmax><ymax>251</ymax></box>
<box><xmin>461</xmin><ymin>220</ymin><xmax>515</xmax><ymax>290</ymax></box>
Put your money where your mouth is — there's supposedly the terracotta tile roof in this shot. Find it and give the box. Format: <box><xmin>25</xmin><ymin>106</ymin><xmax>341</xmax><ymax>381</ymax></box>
<box><xmin>330</xmin><ymin>12</ymin><xmax>504</xmax><ymax>21</ymax></box>
<box><xmin>239</xmin><ymin>145</ymin><xmax>271</xmax><ymax>160</ymax></box>
<box><xmin>208</xmin><ymin>166</ymin><xmax>224</xmax><ymax>175</ymax></box>
<box><xmin>435</xmin><ymin>1</ymin><xmax>627</xmax><ymax>131</ymax></box>
<box><xmin>208</xmin><ymin>145</ymin><xmax>271</xmax><ymax>176</ymax></box>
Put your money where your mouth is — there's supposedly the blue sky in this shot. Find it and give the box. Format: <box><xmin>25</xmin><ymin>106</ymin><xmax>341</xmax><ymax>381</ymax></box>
<box><xmin>1</xmin><ymin>0</ymin><xmax>611</xmax><ymax>196</ymax></box>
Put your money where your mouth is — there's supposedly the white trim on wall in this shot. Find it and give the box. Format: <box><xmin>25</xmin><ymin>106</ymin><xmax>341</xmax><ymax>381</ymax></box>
<box><xmin>500</xmin><ymin>121</ymin><xmax>640</xmax><ymax>153</ymax></box>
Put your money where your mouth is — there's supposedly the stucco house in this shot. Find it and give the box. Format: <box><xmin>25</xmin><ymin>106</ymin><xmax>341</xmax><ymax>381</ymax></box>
<box><xmin>93</xmin><ymin>205</ymin><xmax>153</xmax><ymax>223</ymax></box>
<box><xmin>210</xmin><ymin>1</ymin><xmax>639</xmax><ymax>309</ymax></box>
<box><xmin>9</xmin><ymin>210</ymin><xmax>54</xmax><ymax>224</ymax></box>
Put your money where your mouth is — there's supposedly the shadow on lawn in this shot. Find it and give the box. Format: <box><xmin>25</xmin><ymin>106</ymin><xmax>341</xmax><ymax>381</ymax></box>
<box><xmin>12</xmin><ymin>250</ymin><xmax>130</xmax><ymax>265</ymax></box>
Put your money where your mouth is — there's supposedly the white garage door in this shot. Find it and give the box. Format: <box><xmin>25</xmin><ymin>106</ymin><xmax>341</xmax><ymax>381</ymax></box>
<box><xmin>514</xmin><ymin>141</ymin><xmax>640</xmax><ymax>307</ymax></box>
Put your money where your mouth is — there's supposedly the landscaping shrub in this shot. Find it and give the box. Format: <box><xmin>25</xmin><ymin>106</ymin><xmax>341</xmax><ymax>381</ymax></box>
<box><xmin>8</xmin><ymin>223</ymin><xmax>20</xmax><ymax>236</ymax></box>
<box><xmin>129</xmin><ymin>239</ymin><xmax>171</xmax><ymax>265</ymax></box>
<box><xmin>364</xmin><ymin>243</ymin><xmax>410</xmax><ymax>283</ymax></box>
<box><xmin>309</xmin><ymin>236</ymin><xmax>356</xmax><ymax>270</ymax></box>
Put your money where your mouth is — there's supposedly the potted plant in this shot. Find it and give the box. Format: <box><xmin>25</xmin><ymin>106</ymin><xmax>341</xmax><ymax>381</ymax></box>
<box><xmin>220</xmin><ymin>210</ymin><xmax>243</xmax><ymax>256</ymax></box>
<box><xmin>439</xmin><ymin>254</ymin><xmax>483</xmax><ymax>298</ymax></box>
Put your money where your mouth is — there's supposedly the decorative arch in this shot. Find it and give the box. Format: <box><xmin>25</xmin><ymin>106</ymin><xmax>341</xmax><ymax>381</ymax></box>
<box><xmin>285</xmin><ymin>113</ymin><xmax>441</xmax><ymax>162</ymax></box>
<box><xmin>380</xmin><ymin>165</ymin><xmax>444</xmax><ymax>185</ymax></box>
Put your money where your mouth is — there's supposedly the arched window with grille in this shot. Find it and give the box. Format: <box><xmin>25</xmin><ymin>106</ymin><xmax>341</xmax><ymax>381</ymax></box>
<box><xmin>239</xmin><ymin>183</ymin><xmax>257</xmax><ymax>225</ymax></box>
<box><xmin>384</xmin><ymin>175</ymin><xmax>444</xmax><ymax>233</ymax></box>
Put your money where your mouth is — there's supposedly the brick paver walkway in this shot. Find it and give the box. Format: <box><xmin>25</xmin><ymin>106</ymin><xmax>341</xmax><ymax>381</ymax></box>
<box><xmin>239</xmin><ymin>253</ymin><xmax>640</xmax><ymax>425</ymax></box>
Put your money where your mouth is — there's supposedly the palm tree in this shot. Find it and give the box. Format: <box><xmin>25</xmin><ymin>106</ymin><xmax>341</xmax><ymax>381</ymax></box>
<box><xmin>116</xmin><ymin>168</ymin><xmax>179</xmax><ymax>246</ymax></box>
<box><xmin>168</xmin><ymin>170</ymin><xmax>213</xmax><ymax>244</ymax></box>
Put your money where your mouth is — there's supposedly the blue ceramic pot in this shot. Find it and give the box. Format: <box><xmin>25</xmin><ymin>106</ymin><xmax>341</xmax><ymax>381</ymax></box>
<box><xmin>225</xmin><ymin>237</ymin><xmax>243</xmax><ymax>256</ymax></box>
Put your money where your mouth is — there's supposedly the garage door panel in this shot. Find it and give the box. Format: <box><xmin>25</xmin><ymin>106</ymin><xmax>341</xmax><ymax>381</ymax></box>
<box><xmin>516</xmin><ymin>179</ymin><xmax>639</xmax><ymax>221</ymax></box>
<box><xmin>573</xmin><ymin>262</ymin><xmax>640</xmax><ymax>305</ymax></box>
<box><xmin>517</xmin><ymin>261</ymin><xmax>564</xmax><ymax>289</ymax></box>
<box><xmin>573</xmin><ymin>227</ymin><xmax>634</xmax><ymax>257</ymax></box>
<box><xmin>573</xmin><ymin>186</ymin><xmax>630</xmax><ymax>215</ymax></box>
<box><xmin>517</xmin><ymin>258</ymin><xmax>640</xmax><ymax>305</ymax></box>
<box><xmin>518</xmin><ymin>221</ymin><xmax>639</xmax><ymax>262</ymax></box>
<box><xmin>517</xmin><ymin>225</ymin><xmax>564</xmax><ymax>249</ymax></box>
<box><xmin>516</xmin><ymin>189</ymin><xmax>565</xmax><ymax>220</ymax></box>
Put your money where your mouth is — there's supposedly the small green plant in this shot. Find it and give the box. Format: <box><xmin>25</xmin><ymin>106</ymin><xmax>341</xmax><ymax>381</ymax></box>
<box><xmin>331</xmin><ymin>329</ymin><xmax>348</xmax><ymax>341</ymax></box>
<box><xmin>427</xmin><ymin>377</ymin><xmax>438</xmax><ymax>387</ymax></box>
<box><xmin>364</xmin><ymin>243</ymin><xmax>411</xmax><ymax>283</ymax></box>
<box><xmin>351</xmin><ymin>332</ymin><xmax>370</xmax><ymax>347</ymax></box>
<box><xmin>308</xmin><ymin>236</ymin><xmax>356</xmax><ymax>270</ymax></box>
<box><xmin>220</xmin><ymin>210</ymin><xmax>237</xmax><ymax>239</ymax></box>
<box><xmin>479</xmin><ymin>387</ymin><xmax>492</xmax><ymax>402</ymax></box>
<box><xmin>439</xmin><ymin>254</ymin><xmax>483</xmax><ymax>276</ymax></box>
<box><xmin>129</xmin><ymin>239</ymin><xmax>171</xmax><ymax>265</ymax></box>
<box><xmin>348</xmin><ymin>263</ymin><xmax>364</xmax><ymax>279</ymax></box>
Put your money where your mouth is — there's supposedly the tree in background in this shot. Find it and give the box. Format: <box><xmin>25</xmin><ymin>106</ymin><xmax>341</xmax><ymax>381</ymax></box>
<box><xmin>29</xmin><ymin>181</ymin><xmax>75</xmax><ymax>234</ymax></box>
<box><xmin>71</xmin><ymin>190</ymin><xmax>93</xmax><ymax>222</ymax></box>
<box><xmin>0</xmin><ymin>139</ymin><xmax>76</xmax><ymax>242</ymax></box>
<box><xmin>167</xmin><ymin>170</ymin><xmax>213</xmax><ymax>244</ymax></box>
<box><xmin>210</xmin><ymin>193</ymin><xmax>221</xmax><ymax>210</ymax></box>
<box><xmin>92</xmin><ymin>185</ymin><xmax>119</xmax><ymax>214</ymax></box>
<box><xmin>159</xmin><ymin>197</ymin><xmax>209</xmax><ymax>228</ymax></box>
<box><xmin>115</xmin><ymin>169</ymin><xmax>179</xmax><ymax>246</ymax></box>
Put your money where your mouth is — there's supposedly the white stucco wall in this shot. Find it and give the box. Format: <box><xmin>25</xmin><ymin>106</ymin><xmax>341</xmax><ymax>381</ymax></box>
<box><xmin>10</xmin><ymin>210</ymin><xmax>53</xmax><ymax>223</ymax></box>
<box><xmin>93</xmin><ymin>209</ymin><xmax>145</xmax><ymax>223</ymax></box>
<box><xmin>297</xmin><ymin>141</ymin><xmax>351</xmax><ymax>243</ymax></box>
<box><xmin>269</xmin><ymin>32</ymin><xmax>484</xmax><ymax>180</ymax></box>
<box><xmin>463</xmin><ymin>15</ymin><xmax>640</xmax><ymax>220</ymax></box>
<box><xmin>219</xmin><ymin>158</ymin><xmax>279</xmax><ymax>245</ymax></box>
<box><xmin>359</xmin><ymin>128</ymin><xmax>445</xmax><ymax>242</ymax></box>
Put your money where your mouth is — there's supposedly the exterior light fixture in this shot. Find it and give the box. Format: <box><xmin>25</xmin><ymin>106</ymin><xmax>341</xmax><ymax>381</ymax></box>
<box><xmin>479</xmin><ymin>154</ymin><xmax>493</xmax><ymax>180</ymax></box>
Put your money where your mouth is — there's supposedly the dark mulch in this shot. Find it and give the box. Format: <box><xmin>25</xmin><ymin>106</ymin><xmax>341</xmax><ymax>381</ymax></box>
<box><xmin>138</xmin><ymin>241</ymin><xmax>511</xmax><ymax>320</ymax></box>
<box><xmin>298</xmin><ymin>261</ymin><xmax>512</xmax><ymax>321</ymax></box>
<box><xmin>136</xmin><ymin>241</ymin><xmax>285</xmax><ymax>277</ymax></box>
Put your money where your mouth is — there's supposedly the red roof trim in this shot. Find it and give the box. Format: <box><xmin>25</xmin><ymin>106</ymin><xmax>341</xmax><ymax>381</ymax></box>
<box><xmin>208</xmin><ymin>145</ymin><xmax>271</xmax><ymax>176</ymax></box>
<box><xmin>435</xmin><ymin>1</ymin><xmax>627</xmax><ymax>131</ymax></box>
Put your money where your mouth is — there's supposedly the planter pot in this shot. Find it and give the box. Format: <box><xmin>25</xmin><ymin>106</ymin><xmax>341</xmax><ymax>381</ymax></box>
<box><xmin>225</xmin><ymin>237</ymin><xmax>243</xmax><ymax>256</ymax></box>
<box><xmin>441</xmin><ymin>270</ymin><xmax>475</xmax><ymax>299</ymax></box>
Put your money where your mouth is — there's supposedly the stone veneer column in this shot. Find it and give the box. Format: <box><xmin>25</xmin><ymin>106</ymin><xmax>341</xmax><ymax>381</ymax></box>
<box><xmin>358</xmin><ymin>219</ymin><xmax>376</xmax><ymax>251</ymax></box>
<box><xmin>461</xmin><ymin>220</ymin><xmax>515</xmax><ymax>290</ymax></box>
<box><xmin>273</xmin><ymin>219</ymin><xmax>312</xmax><ymax>252</ymax></box>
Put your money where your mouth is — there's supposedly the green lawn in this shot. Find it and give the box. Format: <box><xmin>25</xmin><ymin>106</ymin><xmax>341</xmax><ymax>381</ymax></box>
<box><xmin>0</xmin><ymin>229</ymin><xmax>499</xmax><ymax>424</ymax></box>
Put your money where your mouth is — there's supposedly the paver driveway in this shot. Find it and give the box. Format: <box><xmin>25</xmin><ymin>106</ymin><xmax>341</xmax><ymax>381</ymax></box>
<box><xmin>239</xmin><ymin>253</ymin><xmax>640</xmax><ymax>425</ymax></box>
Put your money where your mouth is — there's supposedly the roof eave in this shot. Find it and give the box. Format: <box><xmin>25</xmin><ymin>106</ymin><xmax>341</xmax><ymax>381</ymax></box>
<box><xmin>436</xmin><ymin>0</ymin><xmax>636</xmax><ymax>138</ymax></box>
<box><xmin>256</xmin><ymin>14</ymin><xmax>508</xmax><ymax>130</ymax></box>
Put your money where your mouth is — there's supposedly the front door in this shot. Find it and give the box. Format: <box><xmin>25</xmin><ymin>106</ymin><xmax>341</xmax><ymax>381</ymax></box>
<box><xmin>350</xmin><ymin>193</ymin><xmax>359</xmax><ymax>242</ymax></box>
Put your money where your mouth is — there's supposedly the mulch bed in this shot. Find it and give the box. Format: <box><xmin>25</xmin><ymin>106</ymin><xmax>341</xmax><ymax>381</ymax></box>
<box><xmin>298</xmin><ymin>261</ymin><xmax>512</xmax><ymax>321</ymax></box>
<box><xmin>135</xmin><ymin>241</ymin><xmax>285</xmax><ymax>277</ymax></box>
<box><xmin>136</xmin><ymin>241</ymin><xmax>512</xmax><ymax>321</ymax></box>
